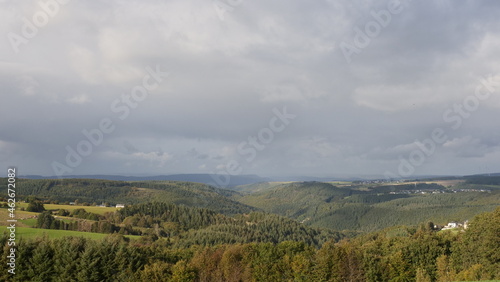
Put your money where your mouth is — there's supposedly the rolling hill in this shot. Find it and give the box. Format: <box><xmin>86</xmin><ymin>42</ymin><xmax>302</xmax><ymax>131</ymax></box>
<box><xmin>233</xmin><ymin>180</ymin><xmax>500</xmax><ymax>232</ymax></box>
<box><xmin>0</xmin><ymin>178</ymin><xmax>255</xmax><ymax>215</ymax></box>
<box><xmin>20</xmin><ymin>174</ymin><xmax>271</xmax><ymax>187</ymax></box>
<box><xmin>2</xmin><ymin>175</ymin><xmax>499</xmax><ymax>233</ymax></box>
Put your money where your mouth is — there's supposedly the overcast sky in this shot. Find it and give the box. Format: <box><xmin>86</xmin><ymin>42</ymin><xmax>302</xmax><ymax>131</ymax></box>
<box><xmin>1</xmin><ymin>0</ymin><xmax>500</xmax><ymax>179</ymax></box>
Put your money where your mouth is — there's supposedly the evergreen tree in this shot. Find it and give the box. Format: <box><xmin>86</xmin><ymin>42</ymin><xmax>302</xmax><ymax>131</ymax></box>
<box><xmin>36</xmin><ymin>211</ymin><xmax>54</xmax><ymax>229</ymax></box>
<box><xmin>26</xmin><ymin>200</ymin><xmax>45</xmax><ymax>212</ymax></box>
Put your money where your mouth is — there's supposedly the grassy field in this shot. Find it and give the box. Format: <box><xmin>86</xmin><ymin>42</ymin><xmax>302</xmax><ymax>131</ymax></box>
<box><xmin>0</xmin><ymin>204</ymin><xmax>140</xmax><ymax>240</ymax></box>
<box><xmin>1</xmin><ymin>226</ymin><xmax>140</xmax><ymax>240</ymax></box>
<box><xmin>423</xmin><ymin>179</ymin><xmax>465</xmax><ymax>187</ymax></box>
<box><xmin>0</xmin><ymin>207</ymin><xmax>96</xmax><ymax>227</ymax></box>
<box><xmin>45</xmin><ymin>204</ymin><xmax>120</xmax><ymax>214</ymax></box>
<box><xmin>10</xmin><ymin>202</ymin><xmax>120</xmax><ymax>215</ymax></box>
<box><xmin>20</xmin><ymin>218</ymin><xmax>37</xmax><ymax>227</ymax></box>
<box><xmin>0</xmin><ymin>208</ymin><xmax>38</xmax><ymax>227</ymax></box>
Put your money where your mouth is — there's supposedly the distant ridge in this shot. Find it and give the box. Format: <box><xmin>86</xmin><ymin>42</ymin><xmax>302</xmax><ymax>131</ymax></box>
<box><xmin>19</xmin><ymin>174</ymin><xmax>272</xmax><ymax>187</ymax></box>
<box><xmin>464</xmin><ymin>172</ymin><xmax>500</xmax><ymax>177</ymax></box>
<box><xmin>17</xmin><ymin>173</ymin><xmax>500</xmax><ymax>187</ymax></box>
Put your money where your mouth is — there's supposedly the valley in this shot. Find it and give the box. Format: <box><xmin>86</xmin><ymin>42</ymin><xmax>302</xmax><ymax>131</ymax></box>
<box><xmin>0</xmin><ymin>175</ymin><xmax>499</xmax><ymax>280</ymax></box>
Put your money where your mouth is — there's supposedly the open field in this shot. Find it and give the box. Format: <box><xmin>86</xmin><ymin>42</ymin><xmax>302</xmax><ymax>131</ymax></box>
<box><xmin>43</xmin><ymin>203</ymin><xmax>120</xmax><ymax>214</ymax></box>
<box><xmin>0</xmin><ymin>204</ymin><xmax>140</xmax><ymax>240</ymax></box>
<box><xmin>4</xmin><ymin>202</ymin><xmax>120</xmax><ymax>215</ymax></box>
<box><xmin>423</xmin><ymin>179</ymin><xmax>465</xmax><ymax>187</ymax></box>
<box><xmin>0</xmin><ymin>202</ymin><xmax>119</xmax><ymax>227</ymax></box>
<box><xmin>0</xmin><ymin>226</ymin><xmax>140</xmax><ymax>240</ymax></box>
<box><xmin>0</xmin><ymin>208</ymin><xmax>38</xmax><ymax>227</ymax></box>
<box><xmin>20</xmin><ymin>218</ymin><xmax>37</xmax><ymax>227</ymax></box>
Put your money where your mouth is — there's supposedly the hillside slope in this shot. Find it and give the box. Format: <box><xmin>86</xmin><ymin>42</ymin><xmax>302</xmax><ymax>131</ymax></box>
<box><xmin>0</xmin><ymin>178</ymin><xmax>255</xmax><ymax>215</ymax></box>
<box><xmin>234</xmin><ymin>181</ymin><xmax>500</xmax><ymax>232</ymax></box>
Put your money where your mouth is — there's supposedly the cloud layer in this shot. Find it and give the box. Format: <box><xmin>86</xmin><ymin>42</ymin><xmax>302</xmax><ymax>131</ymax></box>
<box><xmin>1</xmin><ymin>0</ymin><xmax>500</xmax><ymax>178</ymax></box>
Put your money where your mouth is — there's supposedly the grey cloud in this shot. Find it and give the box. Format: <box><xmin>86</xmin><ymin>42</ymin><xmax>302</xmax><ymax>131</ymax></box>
<box><xmin>2</xmin><ymin>0</ymin><xmax>500</xmax><ymax>177</ymax></box>
<box><xmin>123</xmin><ymin>140</ymin><xmax>139</xmax><ymax>153</ymax></box>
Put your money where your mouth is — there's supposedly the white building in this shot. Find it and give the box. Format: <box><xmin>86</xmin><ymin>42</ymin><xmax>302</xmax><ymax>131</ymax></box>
<box><xmin>447</xmin><ymin>222</ymin><xmax>458</xmax><ymax>228</ymax></box>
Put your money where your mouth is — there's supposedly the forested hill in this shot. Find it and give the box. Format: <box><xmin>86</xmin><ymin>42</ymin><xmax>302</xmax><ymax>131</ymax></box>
<box><xmin>2</xmin><ymin>176</ymin><xmax>499</xmax><ymax>233</ymax></box>
<box><xmin>234</xmin><ymin>180</ymin><xmax>500</xmax><ymax>232</ymax></box>
<box><xmin>0</xmin><ymin>178</ymin><xmax>255</xmax><ymax>215</ymax></box>
<box><xmin>1</xmin><ymin>207</ymin><xmax>499</xmax><ymax>281</ymax></box>
<box><xmin>115</xmin><ymin>202</ymin><xmax>347</xmax><ymax>248</ymax></box>
<box><xmin>20</xmin><ymin>173</ymin><xmax>271</xmax><ymax>187</ymax></box>
<box><xmin>465</xmin><ymin>175</ymin><xmax>500</xmax><ymax>185</ymax></box>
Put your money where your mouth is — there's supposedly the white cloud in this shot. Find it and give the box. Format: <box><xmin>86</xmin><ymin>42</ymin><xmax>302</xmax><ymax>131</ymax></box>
<box><xmin>66</xmin><ymin>94</ymin><xmax>91</xmax><ymax>104</ymax></box>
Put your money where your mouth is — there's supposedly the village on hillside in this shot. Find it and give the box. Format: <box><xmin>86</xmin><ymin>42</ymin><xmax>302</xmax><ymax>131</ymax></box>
<box><xmin>435</xmin><ymin>220</ymin><xmax>469</xmax><ymax>231</ymax></box>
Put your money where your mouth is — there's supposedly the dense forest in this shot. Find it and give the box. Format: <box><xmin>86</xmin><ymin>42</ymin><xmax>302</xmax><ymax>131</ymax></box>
<box><xmin>0</xmin><ymin>178</ymin><xmax>255</xmax><ymax>215</ymax></box>
<box><xmin>465</xmin><ymin>175</ymin><xmax>500</xmax><ymax>185</ymax></box>
<box><xmin>33</xmin><ymin>201</ymin><xmax>348</xmax><ymax>248</ymax></box>
<box><xmin>2</xmin><ymin>177</ymin><xmax>499</xmax><ymax>232</ymax></box>
<box><xmin>234</xmin><ymin>181</ymin><xmax>500</xmax><ymax>231</ymax></box>
<box><xmin>1</xmin><ymin>176</ymin><xmax>499</xmax><ymax>280</ymax></box>
<box><xmin>1</xmin><ymin>207</ymin><xmax>498</xmax><ymax>281</ymax></box>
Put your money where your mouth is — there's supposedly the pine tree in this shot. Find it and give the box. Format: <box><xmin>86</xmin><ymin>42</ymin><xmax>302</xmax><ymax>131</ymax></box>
<box><xmin>25</xmin><ymin>239</ymin><xmax>55</xmax><ymax>281</ymax></box>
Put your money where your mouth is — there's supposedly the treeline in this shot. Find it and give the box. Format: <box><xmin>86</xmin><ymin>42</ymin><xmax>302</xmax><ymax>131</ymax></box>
<box><xmin>2</xmin><ymin>178</ymin><xmax>131</xmax><ymax>204</ymax></box>
<box><xmin>118</xmin><ymin>202</ymin><xmax>224</xmax><ymax>230</ymax></box>
<box><xmin>309</xmin><ymin>192</ymin><xmax>500</xmax><ymax>232</ymax></box>
<box><xmin>1</xmin><ymin>207</ymin><xmax>498</xmax><ymax>281</ymax></box>
<box><xmin>36</xmin><ymin>211</ymin><xmax>120</xmax><ymax>234</ymax></box>
<box><xmin>465</xmin><ymin>175</ymin><xmax>500</xmax><ymax>186</ymax></box>
<box><xmin>116</xmin><ymin>203</ymin><xmax>347</xmax><ymax>248</ymax></box>
<box><xmin>36</xmin><ymin>208</ymin><xmax>125</xmax><ymax>234</ymax></box>
<box><xmin>237</xmin><ymin>181</ymin><xmax>500</xmax><ymax>232</ymax></box>
<box><xmin>0</xmin><ymin>178</ymin><xmax>255</xmax><ymax>215</ymax></box>
<box><xmin>33</xmin><ymin>202</ymin><xmax>347</xmax><ymax>247</ymax></box>
<box><xmin>174</xmin><ymin>212</ymin><xmax>347</xmax><ymax>248</ymax></box>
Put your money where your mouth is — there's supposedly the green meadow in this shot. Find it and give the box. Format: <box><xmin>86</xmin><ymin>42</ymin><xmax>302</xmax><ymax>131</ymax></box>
<box><xmin>13</xmin><ymin>202</ymin><xmax>119</xmax><ymax>215</ymax></box>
